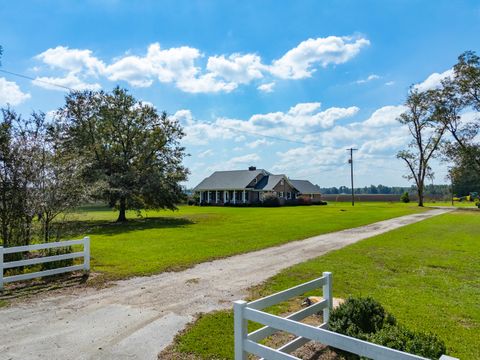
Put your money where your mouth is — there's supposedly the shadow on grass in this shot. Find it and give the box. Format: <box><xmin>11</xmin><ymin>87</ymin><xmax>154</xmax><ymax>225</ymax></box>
<box><xmin>61</xmin><ymin>216</ymin><xmax>195</xmax><ymax>238</ymax></box>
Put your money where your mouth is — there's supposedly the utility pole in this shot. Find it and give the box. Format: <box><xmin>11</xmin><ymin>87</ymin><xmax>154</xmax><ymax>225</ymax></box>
<box><xmin>347</xmin><ymin>148</ymin><xmax>357</xmax><ymax>206</ymax></box>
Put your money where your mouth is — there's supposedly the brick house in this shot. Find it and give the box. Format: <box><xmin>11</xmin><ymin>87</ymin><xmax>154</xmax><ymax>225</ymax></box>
<box><xmin>193</xmin><ymin>166</ymin><xmax>321</xmax><ymax>204</ymax></box>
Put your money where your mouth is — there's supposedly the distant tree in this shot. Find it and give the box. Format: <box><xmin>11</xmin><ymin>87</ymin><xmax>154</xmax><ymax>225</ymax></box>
<box><xmin>58</xmin><ymin>87</ymin><xmax>189</xmax><ymax>222</ymax></box>
<box><xmin>397</xmin><ymin>89</ymin><xmax>447</xmax><ymax>206</ymax></box>
<box><xmin>400</xmin><ymin>192</ymin><xmax>410</xmax><ymax>203</ymax></box>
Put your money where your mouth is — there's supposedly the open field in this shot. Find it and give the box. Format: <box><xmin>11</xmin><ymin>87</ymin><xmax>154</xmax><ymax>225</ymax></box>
<box><xmin>71</xmin><ymin>202</ymin><xmax>426</xmax><ymax>280</ymax></box>
<box><xmin>171</xmin><ymin>211</ymin><xmax>480</xmax><ymax>360</ymax></box>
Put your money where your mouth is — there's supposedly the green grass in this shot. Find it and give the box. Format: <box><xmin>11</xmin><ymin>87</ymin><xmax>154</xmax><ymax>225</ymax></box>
<box><xmin>172</xmin><ymin>211</ymin><xmax>480</xmax><ymax>360</ymax></box>
<box><xmin>72</xmin><ymin>202</ymin><xmax>424</xmax><ymax>279</ymax></box>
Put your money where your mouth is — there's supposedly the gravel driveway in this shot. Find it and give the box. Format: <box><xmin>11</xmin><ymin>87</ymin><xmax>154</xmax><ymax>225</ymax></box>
<box><xmin>0</xmin><ymin>208</ymin><xmax>450</xmax><ymax>360</ymax></box>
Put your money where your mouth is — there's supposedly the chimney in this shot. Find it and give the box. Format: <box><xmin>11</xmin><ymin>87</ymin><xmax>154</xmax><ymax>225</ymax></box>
<box><xmin>248</xmin><ymin>166</ymin><xmax>256</xmax><ymax>171</ymax></box>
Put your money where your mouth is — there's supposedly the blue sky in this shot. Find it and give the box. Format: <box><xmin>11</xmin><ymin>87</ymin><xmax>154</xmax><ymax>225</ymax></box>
<box><xmin>1</xmin><ymin>0</ymin><xmax>480</xmax><ymax>188</ymax></box>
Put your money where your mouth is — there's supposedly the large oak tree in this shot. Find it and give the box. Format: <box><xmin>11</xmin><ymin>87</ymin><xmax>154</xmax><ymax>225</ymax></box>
<box><xmin>58</xmin><ymin>87</ymin><xmax>188</xmax><ymax>222</ymax></box>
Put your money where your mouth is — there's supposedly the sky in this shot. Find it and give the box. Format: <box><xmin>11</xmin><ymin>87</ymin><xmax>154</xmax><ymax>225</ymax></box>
<box><xmin>1</xmin><ymin>0</ymin><xmax>480</xmax><ymax>188</ymax></box>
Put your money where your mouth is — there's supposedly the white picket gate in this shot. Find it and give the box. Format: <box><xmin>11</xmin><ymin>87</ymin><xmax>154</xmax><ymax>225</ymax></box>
<box><xmin>233</xmin><ymin>272</ymin><xmax>458</xmax><ymax>360</ymax></box>
<box><xmin>0</xmin><ymin>237</ymin><xmax>90</xmax><ymax>290</ymax></box>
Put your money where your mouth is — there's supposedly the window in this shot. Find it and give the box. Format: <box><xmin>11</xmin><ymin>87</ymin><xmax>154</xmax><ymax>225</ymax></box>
<box><xmin>287</xmin><ymin>192</ymin><xmax>291</xmax><ymax>199</ymax></box>
<box><xmin>279</xmin><ymin>191</ymin><xmax>284</xmax><ymax>198</ymax></box>
<box><xmin>280</xmin><ymin>179</ymin><xmax>284</xmax><ymax>185</ymax></box>
<box><xmin>254</xmin><ymin>178</ymin><xmax>257</xmax><ymax>183</ymax></box>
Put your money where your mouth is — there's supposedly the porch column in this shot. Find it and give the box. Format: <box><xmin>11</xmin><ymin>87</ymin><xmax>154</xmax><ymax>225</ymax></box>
<box><xmin>243</xmin><ymin>190</ymin><xmax>246</xmax><ymax>203</ymax></box>
<box><xmin>200</xmin><ymin>191</ymin><xmax>203</xmax><ymax>203</ymax></box>
<box><xmin>233</xmin><ymin>190</ymin><xmax>236</xmax><ymax>205</ymax></box>
<box><xmin>224</xmin><ymin>191</ymin><xmax>227</xmax><ymax>203</ymax></box>
<box><xmin>216</xmin><ymin>191</ymin><xmax>219</xmax><ymax>203</ymax></box>
<box><xmin>207</xmin><ymin>191</ymin><xmax>210</xmax><ymax>203</ymax></box>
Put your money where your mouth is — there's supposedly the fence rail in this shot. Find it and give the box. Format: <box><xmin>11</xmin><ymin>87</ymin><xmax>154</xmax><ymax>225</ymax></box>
<box><xmin>0</xmin><ymin>237</ymin><xmax>90</xmax><ymax>290</ymax></box>
<box><xmin>233</xmin><ymin>272</ymin><xmax>458</xmax><ymax>360</ymax></box>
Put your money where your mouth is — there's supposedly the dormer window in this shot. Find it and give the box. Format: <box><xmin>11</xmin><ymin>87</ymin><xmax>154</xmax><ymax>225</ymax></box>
<box><xmin>254</xmin><ymin>178</ymin><xmax>257</xmax><ymax>183</ymax></box>
<box><xmin>280</xmin><ymin>179</ymin><xmax>284</xmax><ymax>185</ymax></box>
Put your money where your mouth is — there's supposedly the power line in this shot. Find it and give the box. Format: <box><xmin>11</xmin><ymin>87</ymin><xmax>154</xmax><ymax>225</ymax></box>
<box><xmin>0</xmin><ymin>69</ymin><xmax>76</xmax><ymax>91</ymax></box>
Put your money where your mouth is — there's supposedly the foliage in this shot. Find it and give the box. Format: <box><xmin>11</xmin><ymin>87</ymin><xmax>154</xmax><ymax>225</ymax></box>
<box><xmin>57</xmin><ymin>87</ymin><xmax>188</xmax><ymax>222</ymax></box>
<box><xmin>0</xmin><ymin>108</ymin><xmax>88</xmax><ymax>250</ymax></box>
<box><xmin>261</xmin><ymin>193</ymin><xmax>280</xmax><ymax>206</ymax></box>
<box><xmin>397</xmin><ymin>89</ymin><xmax>446</xmax><ymax>206</ymax></box>
<box><xmin>369</xmin><ymin>324</ymin><xmax>446</xmax><ymax>359</ymax></box>
<box><xmin>400</xmin><ymin>191</ymin><xmax>410</xmax><ymax>203</ymax></box>
<box><xmin>320</xmin><ymin>184</ymin><xmax>452</xmax><ymax>196</ymax></box>
<box><xmin>40</xmin><ymin>246</ymin><xmax>74</xmax><ymax>270</ymax></box>
<box><xmin>328</xmin><ymin>297</ymin><xmax>396</xmax><ymax>340</ymax></box>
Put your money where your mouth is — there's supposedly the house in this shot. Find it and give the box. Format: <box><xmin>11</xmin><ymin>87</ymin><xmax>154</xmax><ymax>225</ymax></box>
<box><xmin>193</xmin><ymin>166</ymin><xmax>321</xmax><ymax>204</ymax></box>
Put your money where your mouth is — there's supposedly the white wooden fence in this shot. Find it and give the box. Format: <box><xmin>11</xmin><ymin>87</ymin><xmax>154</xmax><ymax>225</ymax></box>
<box><xmin>234</xmin><ymin>272</ymin><xmax>458</xmax><ymax>360</ymax></box>
<box><xmin>0</xmin><ymin>237</ymin><xmax>90</xmax><ymax>290</ymax></box>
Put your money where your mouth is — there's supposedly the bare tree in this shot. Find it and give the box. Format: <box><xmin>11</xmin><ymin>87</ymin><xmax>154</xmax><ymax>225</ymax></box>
<box><xmin>397</xmin><ymin>89</ymin><xmax>447</xmax><ymax>206</ymax></box>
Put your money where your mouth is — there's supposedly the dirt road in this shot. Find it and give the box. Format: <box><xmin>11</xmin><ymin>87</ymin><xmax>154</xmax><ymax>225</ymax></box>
<box><xmin>0</xmin><ymin>208</ymin><xmax>450</xmax><ymax>360</ymax></box>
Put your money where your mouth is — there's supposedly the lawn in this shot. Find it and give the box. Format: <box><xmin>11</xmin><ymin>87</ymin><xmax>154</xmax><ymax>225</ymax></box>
<box><xmin>170</xmin><ymin>211</ymin><xmax>480</xmax><ymax>360</ymax></box>
<box><xmin>72</xmin><ymin>202</ymin><xmax>425</xmax><ymax>280</ymax></box>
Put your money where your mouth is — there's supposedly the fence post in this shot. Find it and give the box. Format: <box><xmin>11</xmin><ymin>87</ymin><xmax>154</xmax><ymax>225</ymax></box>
<box><xmin>323</xmin><ymin>271</ymin><xmax>332</xmax><ymax>327</ymax></box>
<box><xmin>233</xmin><ymin>300</ymin><xmax>248</xmax><ymax>360</ymax></box>
<box><xmin>83</xmin><ymin>237</ymin><xmax>90</xmax><ymax>272</ymax></box>
<box><xmin>0</xmin><ymin>246</ymin><xmax>3</xmax><ymax>291</ymax></box>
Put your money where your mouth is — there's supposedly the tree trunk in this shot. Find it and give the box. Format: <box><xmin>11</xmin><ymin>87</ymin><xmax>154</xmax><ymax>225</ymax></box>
<box><xmin>117</xmin><ymin>197</ymin><xmax>127</xmax><ymax>222</ymax></box>
<box><xmin>417</xmin><ymin>183</ymin><xmax>424</xmax><ymax>207</ymax></box>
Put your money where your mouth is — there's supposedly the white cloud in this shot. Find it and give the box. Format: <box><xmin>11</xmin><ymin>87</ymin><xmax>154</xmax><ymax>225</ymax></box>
<box><xmin>197</xmin><ymin>149</ymin><xmax>214</xmax><ymax>158</ymax></box>
<box><xmin>257</xmin><ymin>82</ymin><xmax>275</xmax><ymax>93</ymax></box>
<box><xmin>0</xmin><ymin>78</ymin><xmax>31</xmax><ymax>105</ymax></box>
<box><xmin>356</xmin><ymin>74</ymin><xmax>380</xmax><ymax>84</ymax></box>
<box><xmin>206</xmin><ymin>53</ymin><xmax>265</xmax><ymax>84</ymax></box>
<box><xmin>246</xmin><ymin>138</ymin><xmax>274</xmax><ymax>148</ymax></box>
<box><xmin>33</xmin><ymin>35</ymin><xmax>369</xmax><ymax>94</ymax></box>
<box><xmin>270</xmin><ymin>36</ymin><xmax>370</xmax><ymax>79</ymax></box>
<box><xmin>35</xmin><ymin>46</ymin><xmax>106</xmax><ymax>75</ymax></box>
<box><xmin>414</xmin><ymin>69</ymin><xmax>453</xmax><ymax>92</ymax></box>
<box><xmin>33</xmin><ymin>73</ymin><xmax>101</xmax><ymax>91</ymax></box>
<box><xmin>229</xmin><ymin>153</ymin><xmax>260</xmax><ymax>165</ymax></box>
<box><xmin>362</xmin><ymin>105</ymin><xmax>406</xmax><ymax>127</ymax></box>
<box><xmin>385</xmin><ymin>81</ymin><xmax>395</xmax><ymax>86</ymax></box>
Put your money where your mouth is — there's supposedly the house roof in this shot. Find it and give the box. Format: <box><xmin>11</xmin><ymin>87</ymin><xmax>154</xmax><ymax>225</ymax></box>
<box><xmin>193</xmin><ymin>169</ymin><xmax>269</xmax><ymax>190</ymax></box>
<box><xmin>254</xmin><ymin>174</ymin><xmax>286</xmax><ymax>191</ymax></box>
<box><xmin>290</xmin><ymin>180</ymin><xmax>321</xmax><ymax>194</ymax></box>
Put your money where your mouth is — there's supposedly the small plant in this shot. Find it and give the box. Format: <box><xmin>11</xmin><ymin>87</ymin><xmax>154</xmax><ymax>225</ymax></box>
<box><xmin>328</xmin><ymin>297</ymin><xmax>396</xmax><ymax>339</ymax></box>
<box><xmin>400</xmin><ymin>192</ymin><xmax>410</xmax><ymax>203</ymax></box>
<box><xmin>329</xmin><ymin>297</ymin><xmax>447</xmax><ymax>359</ymax></box>
<box><xmin>368</xmin><ymin>324</ymin><xmax>446</xmax><ymax>359</ymax></box>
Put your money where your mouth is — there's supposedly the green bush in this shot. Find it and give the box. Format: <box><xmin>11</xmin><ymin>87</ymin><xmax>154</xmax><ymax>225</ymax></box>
<box><xmin>328</xmin><ymin>297</ymin><xmax>396</xmax><ymax>339</ymax></box>
<box><xmin>40</xmin><ymin>246</ymin><xmax>74</xmax><ymax>271</ymax></box>
<box><xmin>328</xmin><ymin>297</ymin><xmax>447</xmax><ymax>359</ymax></box>
<box><xmin>262</xmin><ymin>193</ymin><xmax>280</xmax><ymax>207</ymax></box>
<box><xmin>368</xmin><ymin>324</ymin><xmax>447</xmax><ymax>359</ymax></box>
<box><xmin>400</xmin><ymin>192</ymin><xmax>410</xmax><ymax>203</ymax></box>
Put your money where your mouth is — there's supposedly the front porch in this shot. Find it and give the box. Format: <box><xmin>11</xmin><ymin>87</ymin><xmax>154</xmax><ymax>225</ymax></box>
<box><xmin>199</xmin><ymin>190</ymin><xmax>256</xmax><ymax>205</ymax></box>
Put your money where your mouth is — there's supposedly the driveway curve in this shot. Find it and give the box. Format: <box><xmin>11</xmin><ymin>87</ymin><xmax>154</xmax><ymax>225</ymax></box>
<box><xmin>0</xmin><ymin>208</ymin><xmax>450</xmax><ymax>360</ymax></box>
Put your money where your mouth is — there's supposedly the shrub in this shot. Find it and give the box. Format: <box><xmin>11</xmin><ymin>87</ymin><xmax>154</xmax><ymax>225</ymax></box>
<box><xmin>329</xmin><ymin>297</ymin><xmax>396</xmax><ymax>340</ymax></box>
<box><xmin>400</xmin><ymin>192</ymin><xmax>410</xmax><ymax>203</ymax></box>
<box><xmin>368</xmin><ymin>324</ymin><xmax>447</xmax><ymax>359</ymax></box>
<box><xmin>297</xmin><ymin>195</ymin><xmax>312</xmax><ymax>205</ymax></box>
<box><xmin>40</xmin><ymin>246</ymin><xmax>74</xmax><ymax>271</ymax></box>
<box><xmin>262</xmin><ymin>193</ymin><xmax>280</xmax><ymax>207</ymax></box>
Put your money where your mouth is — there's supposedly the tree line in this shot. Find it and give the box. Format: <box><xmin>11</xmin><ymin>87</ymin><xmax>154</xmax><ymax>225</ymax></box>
<box><xmin>397</xmin><ymin>51</ymin><xmax>480</xmax><ymax>206</ymax></box>
<box><xmin>320</xmin><ymin>184</ymin><xmax>451</xmax><ymax>196</ymax></box>
<box><xmin>0</xmin><ymin>87</ymin><xmax>188</xmax><ymax>250</ymax></box>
